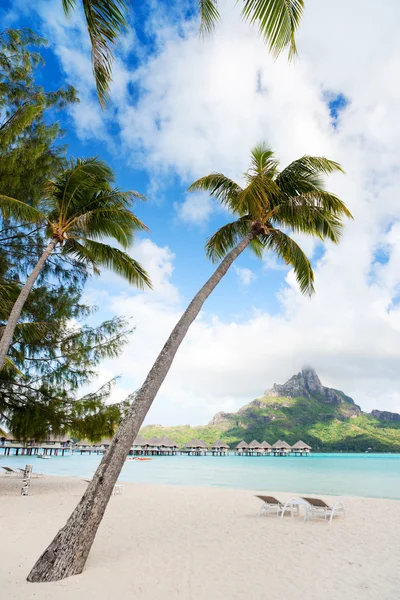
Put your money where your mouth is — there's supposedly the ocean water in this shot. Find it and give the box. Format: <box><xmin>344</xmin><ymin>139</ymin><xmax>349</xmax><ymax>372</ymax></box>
<box><xmin>1</xmin><ymin>452</ymin><xmax>400</xmax><ymax>500</ymax></box>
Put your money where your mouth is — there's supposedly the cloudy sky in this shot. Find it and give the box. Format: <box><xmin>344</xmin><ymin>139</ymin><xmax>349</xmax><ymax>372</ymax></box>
<box><xmin>3</xmin><ymin>0</ymin><xmax>400</xmax><ymax>423</ymax></box>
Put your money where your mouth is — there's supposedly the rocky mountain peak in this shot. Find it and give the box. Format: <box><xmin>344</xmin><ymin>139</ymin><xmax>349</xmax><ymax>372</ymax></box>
<box><xmin>371</xmin><ymin>409</ymin><xmax>400</xmax><ymax>422</ymax></box>
<box><xmin>264</xmin><ymin>367</ymin><xmax>361</xmax><ymax>413</ymax></box>
<box><xmin>302</xmin><ymin>366</ymin><xmax>323</xmax><ymax>393</ymax></box>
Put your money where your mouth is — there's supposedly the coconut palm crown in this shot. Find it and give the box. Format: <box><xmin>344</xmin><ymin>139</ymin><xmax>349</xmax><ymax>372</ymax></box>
<box><xmin>0</xmin><ymin>157</ymin><xmax>151</xmax><ymax>369</ymax></box>
<box><xmin>189</xmin><ymin>143</ymin><xmax>352</xmax><ymax>295</ymax></box>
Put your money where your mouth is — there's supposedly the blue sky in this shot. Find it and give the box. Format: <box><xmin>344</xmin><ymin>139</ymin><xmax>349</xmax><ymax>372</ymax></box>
<box><xmin>3</xmin><ymin>0</ymin><xmax>400</xmax><ymax>423</ymax></box>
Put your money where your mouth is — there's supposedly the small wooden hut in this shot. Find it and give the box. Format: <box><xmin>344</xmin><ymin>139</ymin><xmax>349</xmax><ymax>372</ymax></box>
<box><xmin>234</xmin><ymin>440</ymin><xmax>249</xmax><ymax>455</ymax></box>
<box><xmin>210</xmin><ymin>439</ymin><xmax>229</xmax><ymax>456</ymax></box>
<box><xmin>159</xmin><ymin>436</ymin><xmax>179</xmax><ymax>455</ymax></box>
<box><xmin>130</xmin><ymin>435</ymin><xmax>147</xmax><ymax>455</ymax></box>
<box><xmin>185</xmin><ymin>439</ymin><xmax>208</xmax><ymax>456</ymax></box>
<box><xmin>146</xmin><ymin>437</ymin><xmax>163</xmax><ymax>455</ymax></box>
<box><xmin>271</xmin><ymin>440</ymin><xmax>291</xmax><ymax>456</ymax></box>
<box><xmin>260</xmin><ymin>441</ymin><xmax>272</xmax><ymax>455</ymax></box>
<box><xmin>75</xmin><ymin>439</ymin><xmax>94</xmax><ymax>454</ymax></box>
<box><xmin>248</xmin><ymin>440</ymin><xmax>263</xmax><ymax>456</ymax></box>
<box><xmin>291</xmin><ymin>440</ymin><xmax>312</xmax><ymax>456</ymax></box>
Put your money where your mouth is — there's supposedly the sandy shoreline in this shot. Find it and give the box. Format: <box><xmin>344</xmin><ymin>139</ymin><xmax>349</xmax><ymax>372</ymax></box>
<box><xmin>1</xmin><ymin>476</ymin><xmax>399</xmax><ymax>600</ymax></box>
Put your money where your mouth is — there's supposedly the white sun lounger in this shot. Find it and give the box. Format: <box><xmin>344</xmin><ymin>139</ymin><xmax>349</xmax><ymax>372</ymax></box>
<box><xmin>255</xmin><ymin>495</ymin><xmax>286</xmax><ymax>517</ymax></box>
<box><xmin>301</xmin><ymin>497</ymin><xmax>346</xmax><ymax>524</ymax></box>
<box><xmin>1</xmin><ymin>466</ymin><xmax>23</xmax><ymax>477</ymax></box>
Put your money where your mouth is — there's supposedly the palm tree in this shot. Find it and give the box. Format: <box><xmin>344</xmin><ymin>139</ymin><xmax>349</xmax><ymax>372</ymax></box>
<box><xmin>63</xmin><ymin>0</ymin><xmax>304</xmax><ymax>105</ymax></box>
<box><xmin>27</xmin><ymin>143</ymin><xmax>352</xmax><ymax>582</ymax></box>
<box><xmin>0</xmin><ymin>157</ymin><xmax>151</xmax><ymax>370</ymax></box>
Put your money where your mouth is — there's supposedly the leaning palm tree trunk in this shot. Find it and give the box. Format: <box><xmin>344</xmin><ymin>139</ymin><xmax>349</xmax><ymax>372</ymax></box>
<box><xmin>0</xmin><ymin>237</ymin><xmax>58</xmax><ymax>370</ymax></box>
<box><xmin>27</xmin><ymin>232</ymin><xmax>255</xmax><ymax>582</ymax></box>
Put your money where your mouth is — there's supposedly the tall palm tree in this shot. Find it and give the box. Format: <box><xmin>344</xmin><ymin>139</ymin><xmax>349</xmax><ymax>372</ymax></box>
<box><xmin>0</xmin><ymin>157</ymin><xmax>151</xmax><ymax>370</ymax></box>
<box><xmin>63</xmin><ymin>0</ymin><xmax>304</xmax><ymax>105</ymax></box>
<box><xmin>27</xmin><ymin>143</ymin><xmax>351</xmax><ymax>582</ymax></box>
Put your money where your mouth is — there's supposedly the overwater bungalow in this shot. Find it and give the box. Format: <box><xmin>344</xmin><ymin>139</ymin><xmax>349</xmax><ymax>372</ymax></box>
<box><xmin>75</xmin><ymin>440</ymin><xmax>94</xmax><ymax>454</ymax></box>
<box><xmin>291</xmin><ymin>440</ymin><xmax>312</xmax><ymax>456</ymax></box>
<box><xmin>234</xmin><ymin>441</ymin><xmax>249</xmax><ymax>455</ymax></box>
<box><xmin>260</xmin><ymin>441</ymin><xmax>272</xmax><ymax>455</ymax></box>
<box><xmin>185</xmin><ymin>439</ymin><xmax>208</xmax><ymax>456</ymax></box>
<box><xmin>145</xmin><ymin>437</ymin><xmax>163</xmax><ymax>455</ymax></box>
<box><xmin>210</xmin><ymin>439</ymin><xmax>229</xmax><ymax>456</ymax></box>
<box><xmin>248</xmin><ymin>440</ymin><xmax>263</xmax><ymax>456</ymax></box>
<box><xmin>271</xmin><ymin>440</ymin><xmax>291</xmax><ymax>456</ymax></box>
<box><xmin>159</xmin><ymin>436</ymin><xmax>179</xmax><ymax>455</ymax></box>
<box><xmin>131</xmin><ymin>435</ymin><xmax>147</xmax><ymax>455</ymax></box>
<box><xmin>1</xmin><ymin>433</ymin><xmax>73</xmax><ymax>456</ymax></box>
<box><xmin>91</xmin><ymin>438</ymin><xmax>113</xmax><ymax>454</ymax></box>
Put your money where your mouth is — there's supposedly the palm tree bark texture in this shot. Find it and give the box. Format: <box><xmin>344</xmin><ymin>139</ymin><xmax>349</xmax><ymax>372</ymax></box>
<box><xmin>0</xmin><ymin>238</ymin><xmax>57</xmax><ymax>369</ymax></box>
<box><xmin>27</xmin><ymin>232</ymin><xmax>255</xmax><ymax>582</ymax></box>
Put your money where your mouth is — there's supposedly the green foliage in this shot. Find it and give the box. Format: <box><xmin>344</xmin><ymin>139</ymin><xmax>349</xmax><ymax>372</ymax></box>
<box><xmin>200</xmin><ymin>1</ymin><xmax>304</xmax><ymax>59</ymax></box>
<box><xmin>62</xmin><ymin>1</ymin><xmax>304</xmax><ymax>105</ymax></box>
<box><xmin>2</xmin><ymin>157</ymin><xmax>152</xmax><ymax>289</ymax></box>
<box><xmin>0</xmin><ymin>28</ymin><xmax>78</xmax><ymax>204</ymax></box>
<box><xmin>0</xmin><ymin>31</ymin><xmax>139</xmax><ymax>441</ymax></box>
<box><xmin>189</xmin><ymin>143</ymin><xmax>352</xmax><ymax>296</ymax></box>
<box><xmin>140</xmin><ymin>396</ymin><xmax>400</xmax><ymax>452</ymax></box>
<box><xmin>62</xmin><ymin>0</ymin><xmax>128</xmax><ymax>106</ymax></box>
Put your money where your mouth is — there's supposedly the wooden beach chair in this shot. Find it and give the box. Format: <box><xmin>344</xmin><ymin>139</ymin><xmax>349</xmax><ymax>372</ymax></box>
<box><xmin>301</xmin><ymin>497</ymin><xmax>345</xmax><ymax>524</ymax></box>
<box><xmin>255</xmin><ymin>495</ymin><xmax>285</xmax><ymax>517</ymax></box>
<box><xmin>1</xmin><ymin>466</ymin><xmax>22</xmax><ymax>477</ymax></box>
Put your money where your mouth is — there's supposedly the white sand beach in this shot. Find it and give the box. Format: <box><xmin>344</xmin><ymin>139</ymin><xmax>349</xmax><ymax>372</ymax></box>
<box><xmin>1</xmin><ymin>475</ymin><xmax>399</xmax><ymax>600</ymax></box>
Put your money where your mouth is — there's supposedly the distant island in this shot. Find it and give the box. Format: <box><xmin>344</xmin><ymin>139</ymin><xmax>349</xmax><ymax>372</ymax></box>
<box><xmin>141</xmin><ymin>368</ymin><xmax>400</xmax><ymax>452</ymax></box>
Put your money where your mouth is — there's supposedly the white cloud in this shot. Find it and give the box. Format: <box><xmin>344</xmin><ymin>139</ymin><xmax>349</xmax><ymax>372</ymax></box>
<box><xmin>24</xmin><ymin>0</ymin><xmax>400</xmax><ymax>423</ymax></box>
<box><xmin>235</xmin><ymin>266</ymin><xmax>256</xmax><ymax>286</ymax></box>
<box><xmin>174</xmin><ymin>193</ymin><xmax>215</xmax><ymax>225</ymax></box>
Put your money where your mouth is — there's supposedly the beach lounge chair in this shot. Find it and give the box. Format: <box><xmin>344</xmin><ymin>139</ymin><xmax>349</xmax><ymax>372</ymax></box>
<box><xmin>301</xmin><ymin>497</ymin><xmax>345</xmax><ymax>524</ymax></box>
<box><xmin>1</xmin><ymin>466</ymin><xmax>22</xmax><ymax>477</ymax></box>
<box><xmin>255</xmin><ymin>495</ymin><xmax>285</xmax><ymax>517</ymax></box>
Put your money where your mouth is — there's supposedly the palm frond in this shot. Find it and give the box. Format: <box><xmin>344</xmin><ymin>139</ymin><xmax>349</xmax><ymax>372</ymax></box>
<box><xmin>199</xmin><ymin>0</ymin><xmax>220</xmax><ymax>36</ymax></box>
<box><xmin>0</xmin><ymin>194</ymin><xmax>47</xmax><ymax>224</ymax></box>
<box><xmin>3</xmin><ymin>356</ymin><xmax>23</xmax><ymax>376</ymax></box>
<box><xmin>236</xmin><ymin>171</ymin><xmax>281</xmax><ymax>217</ymax></box>
<box><xmin>205</xmin><ymin>217</ymin><xmax>252</xmax><ymax>262</ymax></box>
<box><xmin>188</xmin><ymin>173</ymin><xmax>243</xmax><ymax>212</ymax></box>
<box><xmin>276</xmin><ymin>155</ymin><xmax>345</xmax><ymax>194</ymax></box>
<box><xmin>63</xmin><ymin>0</ymin><xmax>128</xmax><ymax>106</ymax></box>
<box><xmin>248</xmin><ymin>143</ymin><xmax>279</xmax><ymax>177</ymax></box>
<box><xmin>262</xmin><ymin>229</ymin><xmax>315</xmax><ymax>295</ymax></box>
<box><xmin>241</xmin><ymin>0</ymin><xmax>305</xmax><ymax>59</ymax></box>
<box><xmin>11</xmin><ymin>321</ymin><xmax>54</xmax><ymax>344</ymax></box>
<box><xmin>64</xmin><ymin>239</ymin><xmax>152</xmax><ymax>289</ymax></box>
<box><xmin>273</xmin><ymin>205</ymin><xmax>345</xmax><ymax>243</ymax></box>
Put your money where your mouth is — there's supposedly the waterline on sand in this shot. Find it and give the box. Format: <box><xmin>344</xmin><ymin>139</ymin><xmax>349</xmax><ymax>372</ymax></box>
<box><xmin>1</xmin><ymin>452</ymin><xmax>399</xmax><ymax>500</ymax></box>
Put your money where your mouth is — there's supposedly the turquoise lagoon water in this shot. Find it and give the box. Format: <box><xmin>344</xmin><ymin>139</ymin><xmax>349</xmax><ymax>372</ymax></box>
<box><xmin>1</xmin><ymin>453</ymin><xmax>400</xmax><ymax>500</ymax></box>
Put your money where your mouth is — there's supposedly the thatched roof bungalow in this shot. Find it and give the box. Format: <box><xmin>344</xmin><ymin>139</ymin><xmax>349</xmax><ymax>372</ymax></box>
<box><xmin>235</xmin><ymin>440</ymin><xmax>248</xmax><ymax>449</ymax></box>
<box><xmin>159</xmin><ymin>436</ymin><xmax>178</xmax><ymax>449</ymax></box>
<box><xmin>75</xmin><ymin>439</ymin><xmax>93</xmax><ymax>449</ymax></box>
<box><xmin>132</xmin><ymin>435</ymin><xmax>147</xmax><ymax>447</ymax></box>
<box><xmin>291</xmin><ymin>440</ymin><xmax>312</xmax><ymax>453</ymax></box>
<box><xmin>272</xmin><ymin>440</ymin><xmax>291</xmax><ymax>454</ymax></box>
<box><xmin>186</xmin><ymin>439</ymin><xmax>208</xmax><ymax>449</ymax></box>
<box><xmin>247</xmin><ymin>440</ymin><xmax>263</xmax><ymax>455</ymax></box>
<box><xmin>249</xmin><ymin>440</ymin><xmax>261</xmax><ymax>450</ymax></box>
<box><xmin>146</xmin><ymin>437</ymin><xmax>163</xmax><ymax>448</ymax></box>
<box><xmin>260</xmin><ymin>441</ymin><xmax>272</xmax><ymax>452</ymax></box>
<box><xmin>92</xmin><ymin>437</ymin><xmax>112</xmax><ymax>450</ymax></box>
<box><xmin>211</xmin><ymin>439</ymin><xmax>229</xmax><ymax>450</ymax></box>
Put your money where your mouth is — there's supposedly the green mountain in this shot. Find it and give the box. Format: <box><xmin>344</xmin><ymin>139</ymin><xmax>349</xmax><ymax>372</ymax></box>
<box><xmin>141</xmin><ymin>368</ymin><xmax>400</xmax><ymax>452</ymax></box>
